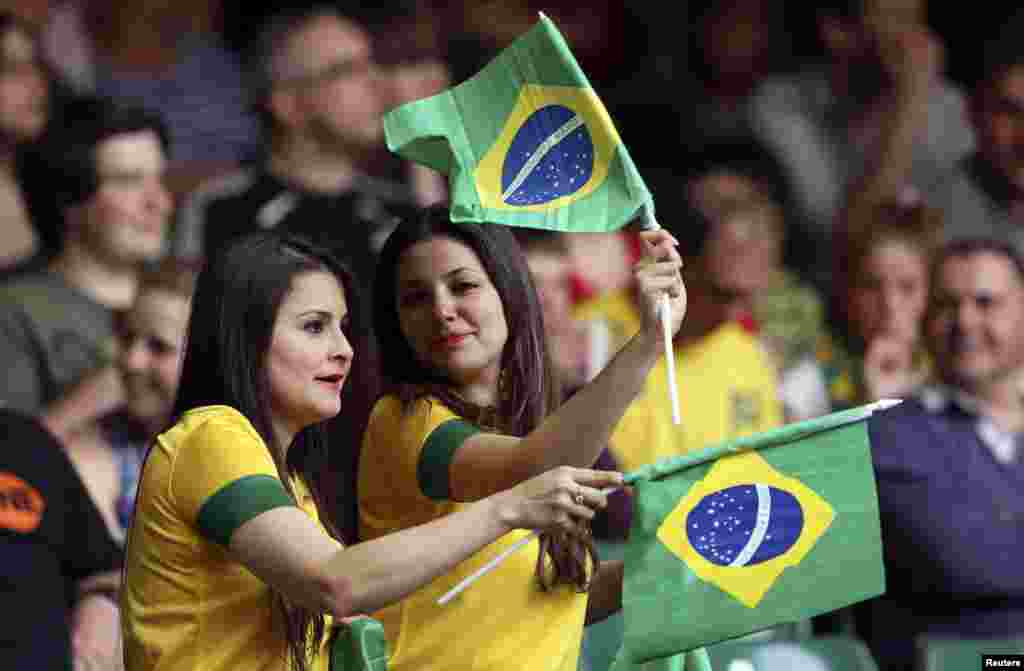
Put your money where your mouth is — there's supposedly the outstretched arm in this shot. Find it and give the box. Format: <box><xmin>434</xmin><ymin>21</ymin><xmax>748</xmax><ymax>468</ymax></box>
<box><xmin>229</xmin><ymin>466</ymin><xmax>622</xmax><ymax>618</ymax></box>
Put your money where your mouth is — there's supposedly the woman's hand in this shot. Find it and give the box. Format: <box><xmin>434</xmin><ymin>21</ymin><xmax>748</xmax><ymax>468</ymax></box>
<box><xmin>494</xmin><ymin>466</ymin><xmax>623</xmax><ymax>538</ymax></box>
<box><xmin>863</xmin><ymin>334</ymin><xmax>924</xmax><ymax>401</ymax></box>
<box><xmin>634</xmin><ymin>229</ymin><xmax>686</xmax><ymax>351</ymax></box>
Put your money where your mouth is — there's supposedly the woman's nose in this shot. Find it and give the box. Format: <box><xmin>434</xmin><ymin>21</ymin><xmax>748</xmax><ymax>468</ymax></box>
<box><xmin>331</xmin><ymin>330</ymin><xmax>354</xmax><ymax>361</ymax></box>
<box><xmin>433</xmin><ymin>291</ymin><xmax>457</xmax><ymax>321</ymax></box>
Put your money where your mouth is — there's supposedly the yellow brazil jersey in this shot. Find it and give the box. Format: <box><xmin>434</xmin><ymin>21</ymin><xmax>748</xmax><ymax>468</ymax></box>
<box><xmin>122</xmin><ymin>405</ymin><xmax>338</xmax><ymax>671</ymax></box>
<box><xmin>358</xmin><ymin>395</ymin><xmax>588</xmax><ymax>671</ymax></box>
<box><xmin>574</xmin><ymin>289</ymin><xmax>783</xmax><ymax>473</ymax></box>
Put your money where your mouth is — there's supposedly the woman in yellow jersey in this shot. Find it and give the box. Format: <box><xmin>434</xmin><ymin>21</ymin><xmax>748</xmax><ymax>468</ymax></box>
<box><xmin>121</xmin><ymin>232</ymin><xmax>621</xmax><ymax>671</ymax></box>
<box><xmin>359</xmin><ymin>206</ymin><xmax>687</xmax><ymax>671</ymax></box>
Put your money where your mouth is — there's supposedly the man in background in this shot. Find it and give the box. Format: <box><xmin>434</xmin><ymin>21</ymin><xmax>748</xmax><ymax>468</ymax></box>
<box><xmin>0</xmin><ymin>96</ymin><xmax>171</xmax><ymax>443</ymax></box>
<box><xmin>866</xmin><ymin>238</ymin><xmax>1024</xmax><ymax>670</ymax></box>
<box><xmin>172</xmin><ymin>5</ymin><xmax>446</xmax><ymax>291</ymax></box>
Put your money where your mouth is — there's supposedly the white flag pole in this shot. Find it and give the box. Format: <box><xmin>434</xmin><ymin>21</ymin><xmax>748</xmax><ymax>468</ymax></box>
<box><xmin>637</xmin><ymin>204</ymin><xmax>682</xmax><ymax>426</ymax></box>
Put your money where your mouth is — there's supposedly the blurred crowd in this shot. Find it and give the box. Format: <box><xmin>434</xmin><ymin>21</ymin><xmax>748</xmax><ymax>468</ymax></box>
<box><xmin>0</xmin><ymin>1</ymin><xmax>1022</xmax><ymax>670</ymax></box>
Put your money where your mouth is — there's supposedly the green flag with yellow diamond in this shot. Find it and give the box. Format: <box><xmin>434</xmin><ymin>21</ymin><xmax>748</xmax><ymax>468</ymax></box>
<box><xmin>383</xmin><ymin>13</ymin><xmax>652</xmax><ymax>231</ymax></box>
<box><xmin>616</xmin><ymin>403</ymin><xmax>888</xmax><ymax>665</ymax></box>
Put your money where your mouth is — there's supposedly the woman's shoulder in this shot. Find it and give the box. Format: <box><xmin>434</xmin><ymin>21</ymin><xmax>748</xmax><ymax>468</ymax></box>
<box><xmin>369</xmin><ymin>393</ymin><xmax>463</xmax><ymax>428</ymax></box>
<box><xmin>159</xmin><ymin>405</ymin><xmax>265</xmax><ymax>458</ymax></box>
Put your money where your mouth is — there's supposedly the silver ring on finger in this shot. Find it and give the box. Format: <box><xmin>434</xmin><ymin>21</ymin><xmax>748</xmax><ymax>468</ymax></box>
<box><xmin>574</xmin><ymin>492</ymin><xmax>584</xmax><ymax>506</ymax></box>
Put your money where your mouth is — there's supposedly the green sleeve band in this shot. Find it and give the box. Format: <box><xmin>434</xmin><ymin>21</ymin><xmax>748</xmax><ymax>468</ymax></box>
<box><xmin>417</xmin><ymin>419</ymin><xmax>481</xmax><ymax>501</ymax></box>
<box><xmin>197</xmin><ymin>474</ymin><xmax>295</xmax><ymax>546</ymax></box>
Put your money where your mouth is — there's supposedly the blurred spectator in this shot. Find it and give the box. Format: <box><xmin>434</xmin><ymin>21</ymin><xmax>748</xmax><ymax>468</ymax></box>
<box><xmin>926</xmin><ymin>11</ymin><xmax>1024</xmax><ymax>254</ymax></box>
<box><xmin>172</xmin><ymin>5</ymin><xmax>426</xmax><ymax>292</ymax></box>
<box><xmin>864</xmin><ymin>238</ymin><xmax>1024</xmax><ymax>671</ymax></box>
<box><xmin>564</xmin><ymin>231</ymin><xmax>640</xmax><ymax>306</ymax></box>
<box><xmin>361</xmin><ymin>3</ymin><xmax>450</xmax><ymax>207</ymax></box>
<box><xmin>0</xmin><ymin>408</ymin><xmax>122</xmax><ymax>671</ymax></box>
<box><xmin>432</xmin><ymin>0</ymin><xmax>626</xmax><ymax>92</ymax></box>
<box><xmin>679</xmin><ymin>138</ymin><xmax>822</xmax><ymax>289</ymax></box>
<box><xmin>719</xmin><ymin>199</ymin><xmax>831</xmax><ymax>422</ymax></box>
<box><xmin>749</xmin><ymin>0</ymin><xmax>973</xmax><ymax>286</ymax></box>
<box><xmin>662</xmin><ymin>141</ymin><xmax>830</xmax><ymax>419</ymax></box>
<box><xmin>511</xmin><ymin>228</ymin><xmax>594</xmax><ymax>394</ymax></box>
<box><xmin>65</xmin><ymin>258</ymin><xmax>196</xmax><ymax>543</ymax></box>
<box><xmin>824</xmin><ymin>201</ymin><xmax>941</xmax><ymax>409</ymax></box>
<box><xmin>679</xmin><ymin>0</ymin><xmax>792</xmax><ymax>147</ymax></box>
<box><xmin>40</xmin><ymin>0</ymin><xmax>260</xmax><ymax>190</ymax></box>
<box><xmin>575</xmin><ymin>199</ymin><xmax>783</xmax><ymax>477</ymax></box>
<box><xmin>0</xmin><ymin>11</ymin><xmax>49</xmax><ymax>273</ymax></box>
<box><xmin>0</xmin><ymin>96</ymin><xmax>171</xmax><ymax>443</ymax></box>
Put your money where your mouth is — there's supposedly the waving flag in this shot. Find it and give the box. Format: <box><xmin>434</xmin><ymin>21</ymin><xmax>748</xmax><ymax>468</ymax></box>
<box><xmin>614</xmin><ymin>403</ymin><xmax>888</xmax><ymax>666</ymax></box>
<box><xmin>383</xmin><ymin>13</ymin><xmax>652</xmax><ymax>232</ymax></box>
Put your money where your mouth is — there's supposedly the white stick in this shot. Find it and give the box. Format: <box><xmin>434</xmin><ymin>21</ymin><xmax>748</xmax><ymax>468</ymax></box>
<box><xmin>436</xmin><ymin>487</ymin><xmax>619</xmax><ymax>606</ymax></box>
<box><xmin>660</xmin><ymin>294</ymin><xmax>681</xmax><ymax>425</ymax></box>
<box><xmin>638</xmin><ymin>206</ymin><xmax>681</xmax><ymax>426</ymax></box>
<box><xmin>437</xmin><ymin>532</ymin><xmax>537</xmax><ymax>605</ymax></box>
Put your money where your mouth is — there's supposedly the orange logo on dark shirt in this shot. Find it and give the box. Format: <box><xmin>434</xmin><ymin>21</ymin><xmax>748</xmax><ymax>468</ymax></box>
<box><xmin>0</xmin><ymin>472</ymin><xmax>45</xmax><ymax>533</ymax></box>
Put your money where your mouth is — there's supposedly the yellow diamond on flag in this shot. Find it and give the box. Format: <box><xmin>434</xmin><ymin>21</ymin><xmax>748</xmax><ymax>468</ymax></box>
<box><xmin>657</xmin><ymin>451</ymin><xmax>835</xmax><ymax>608</ymax></box>
<box><xmin>474</xmin><ymin>84</ymin><xmax>622</xmax><ymax>213</ymax></box>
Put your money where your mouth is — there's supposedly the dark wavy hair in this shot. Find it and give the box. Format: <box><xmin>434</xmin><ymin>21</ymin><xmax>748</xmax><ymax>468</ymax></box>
<box><xmin>15</xmin><ymin>95</ymin><xmax>170</xmax><ymax>253</ymax></box>
<box><xmin>170</xmin><ymin>231</ymin><xmax>362</xmax><ymax>671</ymax></box>
<box><xmin>373</xmin><ymin>205</ymin><xmax>596</xmax><ymax>591</ymax></box>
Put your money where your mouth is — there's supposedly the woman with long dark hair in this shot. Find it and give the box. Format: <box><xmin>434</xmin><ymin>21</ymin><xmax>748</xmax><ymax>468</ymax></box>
<box><xmin>359</xmin><ymin>205</ymin><xmax>687</xmax><ymax>670</ymax></box>
<box><xmin>121</xmin><ymin>232</ymin><xmax>618</xmax><ymax>671</ymax></box>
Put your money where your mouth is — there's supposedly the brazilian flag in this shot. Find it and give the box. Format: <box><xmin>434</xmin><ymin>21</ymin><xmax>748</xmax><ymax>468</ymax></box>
<box><xmin>383</xmin><ymin>13</ymin><xmax>652</xmax><ymax>232</ymax></box>
<box><xmin>614</xmin><ymin>404</ymin><xmax>887</xmax><ymax>666</ymax></box>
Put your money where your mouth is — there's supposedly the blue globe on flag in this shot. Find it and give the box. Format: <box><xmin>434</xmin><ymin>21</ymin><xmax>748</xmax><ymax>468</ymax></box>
<box><xmin>685</xmin><ymin>485</ymin><xmax>804</xmax><ymax>568</ymax></box>
<box><xmin>500</xmin><ymin>104</ymin><xmax>594</xmax><ymax>206</ymax></box>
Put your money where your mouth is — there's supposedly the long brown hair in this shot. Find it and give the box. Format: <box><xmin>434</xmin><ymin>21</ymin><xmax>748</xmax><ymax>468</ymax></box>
<box><xmin>170</xmin><ymin>232</ymin><xmax>364</xmax><ymax>671</ymax></box>
<box><xmin>836</xmin><ymin>199</ymin><xmax>943</xmax><ymax>341</ymax></box>
<box><xmin>374</xmin><ymin>205</ymin><xmax>597</xmax><ymax>591</ymax></box>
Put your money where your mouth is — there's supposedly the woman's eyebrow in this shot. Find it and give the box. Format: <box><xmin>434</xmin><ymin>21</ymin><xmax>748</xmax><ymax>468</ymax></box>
<box><xmin>295</xmin><ymin>309</ymin><xmax>334</xmax><ymax>319</ymax></box>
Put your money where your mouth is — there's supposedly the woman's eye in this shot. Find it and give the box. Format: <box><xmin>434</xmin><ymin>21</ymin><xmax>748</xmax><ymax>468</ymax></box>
<box><xmin>454</xmin><ymin>282</ymin><xmax>478</xmax><ymax>293</ymax></box>
<box><xmin>146</xmin><ymin>337</ymin><xmax>173</xmax><ymax>356</ymax></box>
<box><xmin>304</xmin><ymin>320</ymin><xmax>326</xmax><ymax>334</ymax></box>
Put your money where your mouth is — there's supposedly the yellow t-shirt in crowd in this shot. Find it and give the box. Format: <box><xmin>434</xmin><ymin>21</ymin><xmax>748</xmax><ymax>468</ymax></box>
<box><xmin>575</xmin><ymin>289</ymin><xmax>783</xmax><ymax>473</ymax></box>
<box><xmin>122</xmin><ymin>405</ymin><xmax>337</xmax><ymax>671</ymax></box>
<box><xmin>358</xmin><ymin>395</ymin><xmax>588</xmax><ymax>671</ymax></box>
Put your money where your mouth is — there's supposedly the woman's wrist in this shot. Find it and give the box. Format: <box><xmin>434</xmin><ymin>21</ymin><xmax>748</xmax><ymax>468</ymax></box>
<box><xmin>481</xmin><ymin>492</ymin><xmax>518</xmax><ymax>535</ymax></box>
<box><xmin>626</xmin><ymin>329</ymin><xmax>663</xmax><ymax>367</ymax></box>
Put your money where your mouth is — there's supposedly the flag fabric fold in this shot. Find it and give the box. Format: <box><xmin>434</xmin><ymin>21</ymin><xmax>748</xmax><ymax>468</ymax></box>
<box><xmin>383</xmin><ymin>13</ymin><xmax>652</xmax><ymax>232</ymax></box>
<box><xmin>616</xmin><ymin>404</ymin><xmax>887</xmax><ymax>665</ymax></box>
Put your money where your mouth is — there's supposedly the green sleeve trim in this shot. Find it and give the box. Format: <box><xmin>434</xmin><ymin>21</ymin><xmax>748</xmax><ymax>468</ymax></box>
<box><xmin>417</xmin><ymin>419</ymin><xmax>481</xmax><ymax>501</ymax></box>
<box><xmin>197</xmin><ymin>474</ymin><xmax>295</xmax><ymax>546</ymax></box>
